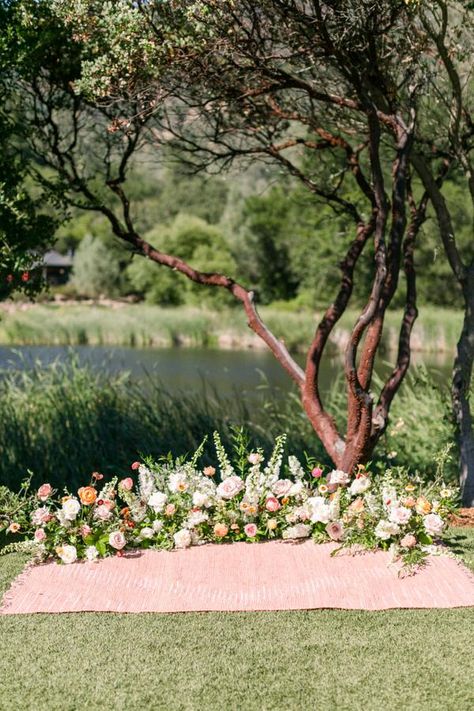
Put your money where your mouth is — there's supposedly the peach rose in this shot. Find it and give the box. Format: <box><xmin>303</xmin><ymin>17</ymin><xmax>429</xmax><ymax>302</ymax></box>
<box><xmin>203</xmin><ymin>466</ymin><xmax>216</xmax><ymax>477</ymax></box>
<box><xmin>78</xmin><ymin>486</ymin><xmax>97</xmax><ymax>506</ymax></box>
<box><xmin>214</xmin><ymin>523</ymin><xmax>229</xmax><ymax>538</ymax></box>
<box><xmin>37</xmin><ymin>483</ymin><xmax>52</xmax><ymax>501</ymax></box>
<box><xmin>119</xmin><ymin>477</ymin><xmax>134</xmax><ymax>491</ymax></box>
<box><xmin>400</xmin><ymin>533</ymin><xmax>417</xmax><ymax>548</ymax></box>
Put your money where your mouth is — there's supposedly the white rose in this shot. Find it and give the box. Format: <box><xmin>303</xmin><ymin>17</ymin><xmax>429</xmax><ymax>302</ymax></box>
<box><xmin>389</xmin><ymin>506</ymin><xmax>412</xmax><ymax>525</ymax></box>
<box><xmin>374</xmin><ymin>520</ymin><xmax>400</xmax><ymax>540</ymax></box>
<box><xmin>348</xmin><ymin>477</ymin><xmax>371</xmax><ymax>496</ymax></box>
<box><xmin>152</xmin><ymin>520</ymin><xmax>164</xmax><ymax>533</ymax></box>
<box><xmin>272</xmin><ymin>479</ymin><xmax>293</xmax><ymax>497</ymax></box>
<box><xmin>326</xmin><ymin>469</ymin><xmax>350</xmax><ymax>486</ymax></box>
<box><xmin>62</xmin><ymin>498</ymin><xmax>81</xmax><ymax>521</ymax></box>
<box><xmin>141</xmin><ymin>527</ymin><xmax>155</xmax><ymax>539</ymax></box>
<box><xmin>282</xmin><ymin>523</ymin><xmax>311</xmax><ymax>540</ymax></box>
<box><xmin>57</xmin><ymin>545</ymin><xmax>77</xmax><ymax>565</ymax></box>
<box><xmin>85</xmin><ymin>546</ymin><xmax>99</xmax><ymax>562</ymax></box>
<box><xmin>423</xmin><ymin>513</ymin><xmax>445</xmax><ymax>536</ymax></box>
<box><xmin>288</xmin><ymin>480</ymin><xmax>304</xmax><ymax>497</ymax></box>
<box><xmin>192</xmin><ymin>491</ymin><xmax>211</xmax><ymax>508</ymax></box>
<box><xmin>308</xmin><ymin>496</ymin><xmax>331</xmax><ymax>524</ymax></box>
<box><xmin>216</xmin><ymin>475</ymin><xmax>245</xmax><ymax>500</ymax></box>
<box><xmin>148</xmin><ymin>492</ymin><xmax>168</xmax><ymax>513</ymax></box>
<box><xmin>186</xmin><ymin>510</ymin><xmax>208</xmax><ymax>527</ymax></box>
<box><xmin>173</xmin><ymin>529</ymin><xmax>192</xmax><ymax>549</ymax></box>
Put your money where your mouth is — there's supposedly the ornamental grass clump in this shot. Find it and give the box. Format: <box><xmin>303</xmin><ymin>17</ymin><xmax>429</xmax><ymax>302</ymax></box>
<box><xmin>0</xmin><ymin>430</ymin><xmax>458</xmax><ymax>572</ymax></box>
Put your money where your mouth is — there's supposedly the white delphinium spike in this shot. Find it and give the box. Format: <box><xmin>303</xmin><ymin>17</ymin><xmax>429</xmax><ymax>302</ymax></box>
<box><xmin>288</xmin><ymin>455</ymin><xmax>305</xmax><ymax>480</ymax></box>
<box><xmin>263</xmin><ymin>434</ymin><xmax>287</xmax><ymax>487</ymax></box>
<box><xmin>138</xmin><ymin>466</ymin><xmax>155</xmax><ymax>500</ymax></box>
<box><xmin>213</xmin><ymin>431</ymin><xmax>235</xmax><ymax>479</ymax></box>
<box><xmin>98</xmin><ymin>477</ymin><xmax>118</xmax><ymax>500</ymax></box>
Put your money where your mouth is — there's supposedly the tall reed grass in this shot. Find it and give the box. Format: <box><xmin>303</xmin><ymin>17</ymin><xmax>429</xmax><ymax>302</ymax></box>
<box><xmin>0</xmin><ymin>303</ymin><xmax>464</xmax><ymax>354</ymax></box>
<box><xmin>0</xmin><ymin>358</ymin><xmax>458</xmax><ymax>493</ymax></box>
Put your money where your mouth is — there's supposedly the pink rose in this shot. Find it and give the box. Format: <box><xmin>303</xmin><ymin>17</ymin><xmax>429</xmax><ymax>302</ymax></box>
<box><xmin>119</xmin><ymin>477</ymin><xmax>134</xmax><ymax>491</ymax></box>
<box><xmin>95</xmin><ymin>504</ymin><xmax>112</xmax><ymax>521</ymax></box>
<box><xmin>400</xmin><ymin>533</ymin><xmax>417</xmax><ymax>548</ymax></box>
<box><xmin>272</xmin><ymin>479</ymin><xmax>293</xmax><ymax>497</ymax></box>
<box><xmin>108</xmin><ymin>531</ymin><xmax>126</xmax><ymax>550</ymax></box>
<box><xmin>311</xmin><ymin>467</ymin><xmax>323</xmax><ymax>478</ymax></box>
<box><xmin>165</xmin><ymin>504</ymin><xmax>176</xmax><ymax>516</ymax></box>
<box><xmin>37</xmin><ymin>483</ymin><xmax>52</xmax><ymax>501</ymax></box>
<box><xmin>244</xmin><ymin>523</ymin><xmax>258</xmax><ymax>537</ymax></box>
<box><xmin>34</xmin><ymin>528</ymin><xmax>47</xmax><ymax>543</ymax></box>
<box><xmin>31</xmin><ymin>506</ymin><xmax>51</xmax><ymax>525</ymax></box>
<box><xmin>265</xmin><ymin>497</ymin><xmax>281</xmax><ymax>512</ymax></box>
<box><xmin>79</xmin><ymin>524</ymin><xmax>92</xmax><ymax>538</ymax></box>
<box><xmin>326</xmin><ymin>521</ymin><xmax>344</xmax><ymax>541</ymax></box>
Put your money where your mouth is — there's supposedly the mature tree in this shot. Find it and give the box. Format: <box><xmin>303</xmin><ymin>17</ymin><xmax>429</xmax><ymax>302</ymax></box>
<box><xmin>7</xmin><ymin>0</ymin><xmax>432</xmax><ymax>479</ymax></box>
<box><xmin>58</xmin><ymin>0</ymin><xmax>474</xmax><ymax>502</ymax></box>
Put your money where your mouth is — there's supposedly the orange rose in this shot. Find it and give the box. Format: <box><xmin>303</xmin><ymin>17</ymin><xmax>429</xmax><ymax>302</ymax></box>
<box><xmin>78</xmin><ymin>486</ymin><xmax>97</xmax><ymax>506</ymax></box>
<box><xmin>415</xmin><ymin>496</ymin><xmax>431</xmax><ymax>515</ymax></box>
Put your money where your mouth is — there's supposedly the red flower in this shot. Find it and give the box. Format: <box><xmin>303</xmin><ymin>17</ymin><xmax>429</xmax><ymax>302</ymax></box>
<box><xmin>131</xmin><ymin>461</ymin><xmax>140</xmax><ymax>470</ymax></box>
<box><xmin>21</xmin><ymin>271</ymin><xmax>30</xmax><ymax>282</ymax></box>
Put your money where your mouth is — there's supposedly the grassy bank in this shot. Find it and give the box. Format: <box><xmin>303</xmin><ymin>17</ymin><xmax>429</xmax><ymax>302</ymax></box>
<box><xmin>0</xmin><ymin>360</ymin><xmax>457</xmax><ymax>492</ymax></box>
<box><xmin>0</xmin><ymin>302</ymin><xmax>464</xmax><ymax>353</ymax></box>
<box><xmin>1</xmin><ymin>528</ymin><xmax>473</xmax><ymax>711</ymax></box>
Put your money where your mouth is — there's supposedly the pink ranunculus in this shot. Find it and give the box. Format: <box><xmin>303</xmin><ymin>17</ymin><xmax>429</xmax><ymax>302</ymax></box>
<box><xmin>79</xmin><ymin>524</ymin><xmax>92</xmax><ymax>538</ymax></box>
<box><xmin>244</xmin><ymin>523</ymin><xmax>258</xmax><ymax>537</ymax></box>
<box><xmin>37</xmin><ymin>483</ymin><xmax>52</xmax><ymax>501</ymax></box>
<box><xmin>311</xmin><ymin>467</ymin><xmax>323</xmax><ymax>478</ymax></box>
<box><xmin>400</xmin><ymin>533</ymin><xmax>417</xmax><ymax>548</ymax></box>
<box><xmin>265</xmin><ymin>497</ymin><xmax>281</xmax><ymax>512</ymax></box>
<box><xmin>131</xmin><ymin>461</ymin><xmax>140</xmax><ymax>470</ymax></box>
<box><xmin>119</xmin><ymin>477</ymin><xmax>134</xmax><ymax>491</ymax></box>
<box><xmin>34</xmin><ymin>528</ymin><xmax>47</xmax><ymax>543</ymax></box>
<box><xmin>108</xmin><ymin>531</ymin><xmax>126</xmax><ymax>550</ymax></box>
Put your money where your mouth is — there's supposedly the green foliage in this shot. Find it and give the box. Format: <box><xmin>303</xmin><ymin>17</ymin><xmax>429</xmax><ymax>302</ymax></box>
<box><xmin>127</xmin><ymin>215</ymin><xmax>237</xmax><ymax>306</ymax></box>
<box><xmin>70</xmin><ymin>234</ymin><xmax>124</xmax><ymax>298</ymax></box>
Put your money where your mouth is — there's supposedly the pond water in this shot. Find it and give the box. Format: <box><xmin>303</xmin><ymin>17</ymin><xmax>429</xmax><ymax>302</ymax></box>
<box><xmin>0</xmin><ymin>344</ymin><xmax>453</xmax><ymax>396</ymax></box>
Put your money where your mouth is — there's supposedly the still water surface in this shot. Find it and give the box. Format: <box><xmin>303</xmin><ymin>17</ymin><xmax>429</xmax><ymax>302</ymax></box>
<box><xmin>0</xmin><ymin>345</ymin><xmax>452</xmax><ymax>396</ymax></box>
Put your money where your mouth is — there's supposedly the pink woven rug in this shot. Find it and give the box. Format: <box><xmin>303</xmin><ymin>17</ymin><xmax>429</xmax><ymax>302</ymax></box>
<box><xmin>1</xmin><ymin>541</ymin><xmax>473</xmax><ymax>614</ymax></box>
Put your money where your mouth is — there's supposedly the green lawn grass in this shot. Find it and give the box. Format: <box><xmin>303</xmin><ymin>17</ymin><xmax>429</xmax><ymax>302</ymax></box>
<box><xmin>0</xmin><ymin>529</ymin><xmax>473</xmax><ymax>711</ymax></box>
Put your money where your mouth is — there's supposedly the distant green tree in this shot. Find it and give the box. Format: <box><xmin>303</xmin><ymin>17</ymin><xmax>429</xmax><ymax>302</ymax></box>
<box><xmin>71</xmin><ymin>235</ymin><xmax>123</xmax><ymax>298</ymax></box>
<box><xmin>127</xmin><ymin>215</ymin><xmax>236</xmax><ymax>306</ymax></box>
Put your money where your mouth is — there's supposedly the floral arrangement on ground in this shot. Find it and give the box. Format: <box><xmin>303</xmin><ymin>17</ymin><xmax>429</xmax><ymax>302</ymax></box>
<box><xmin>0</xmin><ymin>431</ymin><xmax>458</xmax><ymax>572</ymax></box>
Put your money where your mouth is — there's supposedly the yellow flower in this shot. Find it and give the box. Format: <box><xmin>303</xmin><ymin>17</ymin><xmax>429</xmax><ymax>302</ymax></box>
<box><xmin>415</xmin><ymin>497</ymin><xmax>431</xmax><ymax>515</ymax></box>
